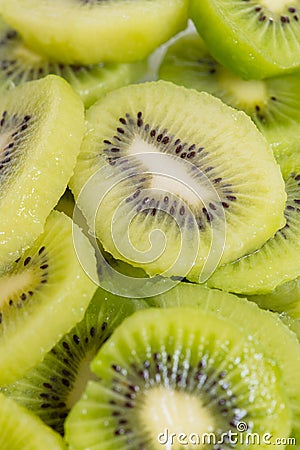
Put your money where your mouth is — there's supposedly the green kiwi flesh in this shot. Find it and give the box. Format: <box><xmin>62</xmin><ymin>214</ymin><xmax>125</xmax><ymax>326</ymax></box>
<box><xmin>147</xmin><ymin>282</ymin><xmax>300</xmax><ymax>443</ymax></box>
<box><xmin>189</xmin><ymin>0</ymin><xmax>300</xmax><ymax>79</ymax></box>
<box><xmin>0</xmin><ymin>393</ymin><xmax>66</xmax><ymax>449</ymax></box>
<box><xmin>65</xmin><ymin>307</ymin><xmax>291</xmax><ymax>449</ymax></box>
<box><xmin>0</xmin><ymin>19</ymin><xmax>147</xmax><ymax>108</ymax></box>
<box><xmin>207</xmin><ymin>171</ymin><xmax>300</xmax><ymax>294</ymax></box>
<box><xmin>0</xmin><ymin>210</ymin><xmax>97</xmax><ymax>386</ymax></box>
<box><xmin>1</xmin><ymin>0</ymin><xmax>188</xmax><ymax>64</ymax></box>
<box><xmin>70</xmin><ymin>80</ymin><xmax>286</xmax><ymax>282</ymax></box>
<box><xmin>249</xmin><ymin>277</ymin><xmax>300</xmax><ymax>319</ymax></box>
<box><xmin>0</xmin><ymin>74</ymin><xmax>84</xmax><ymax>273</ymax></box>
<box><xmin>158</xmin><ymin>32</ymin><xmax>300</xmax><ymax>160</ymax></box>
<box><xmin>2</xmin><ymin>287</ymin><xmax>147</xmax><ymax>435</ymax></box>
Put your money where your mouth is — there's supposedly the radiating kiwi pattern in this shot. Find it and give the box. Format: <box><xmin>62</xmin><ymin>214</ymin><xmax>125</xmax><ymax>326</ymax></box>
<box><xmin>0</xmin><ymin>19</ymin><xmax>146</xmax><ymax>108</ymax></box>
<box><xmin>0</xmin><ymin>244</ymin><xmax>48</xmax><ymax>326</ymax></box>
<box><xmin>207</xmin><ymin>171</ymin><xmax>300</xmax><ymax>294</ymax></box>
<box><xmin>1</xmin><ymin>4</ymin><xmax>300</xmax><ymax>450</ymax></box>
<box><xmin>2</xmin><ymin>289</ymin><xmax>148</xmax><ymax>435</ymax></box>
<box><xmin>71</xmin><ymin>81</ymin><xmax>286</xmax><ymax>285</ymax></box>
<box><xmin>103</xmin><ymin>110</ymin><xmax>236</xmax><ymax>230</ymax></box>
<box><xmin>158</xmin><ymin>32</ymin><xmax>300</xmax><ymax>158</ymax></box>
<box><xmin>0</xmin><ymin>110</ymin><xmax>31</xmax><ymax>185</ymax></box>
<box><xmin>65</xmin><ymin>308</ymin><xmax>291</xmax><ymax>449</ymax></box>
<box><xmin>190</xmin><ymin>0</ymin><xmax>300</xmax><ymax>79</ymax></box>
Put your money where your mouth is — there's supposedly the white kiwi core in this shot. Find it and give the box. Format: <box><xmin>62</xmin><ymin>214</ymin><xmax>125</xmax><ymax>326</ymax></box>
<box><xmin>128</xmin><ymin>137</ymin><xmax>214</xmax><ymax>207</ymax></box>
<box><xmin>260</xmin><ymin>0</ymin><xmax>291</xmax><ymax>14</ymax></box>
<box><xmin>0</xmin><ymin>271</ymin><xmax>33</xmax><ymax>306</ymax></box>
<box><xmin>219</xmin><ymin>71</ymin><xmax>267</xmax><ymax>111</ymax></box>
<box><xmin>139</xmin><ymin>386</ymin><xmax>215</xmax><ymax>449</ymax></box>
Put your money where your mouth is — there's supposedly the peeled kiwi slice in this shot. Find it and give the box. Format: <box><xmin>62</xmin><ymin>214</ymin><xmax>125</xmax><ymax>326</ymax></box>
<box><xmin>249</xmin><ymin>277</ymin><xmax>300</xmax><ymax>319</ymax></box>
<box><xmin>148</xmin><ymin>282</ymin><xmax>300</xmax><ymax>443</ymax></box>
<box><xmin>159</xmin><ymin>32</ymin><xmax>300</xmax><ymax>159</ymax></box>
<box><xmin>0</xmin><ymin>19</ymin><xmax>146</xmax><ymax>108</ymax></box>
<box><xmin>190</xmin><ymin>0</ymin><xmax>300</xmax><ymax>79</ymax></box>
<box><xmin>0</xmin><ymin>0</ymin><xmax>188</xmax><ymax>65</ymax></box>
<box><xmin>0</xmin><ymin>74</ymin><xmax>84</xmax><ymax>273</ymax></box>
<box><xmin>0</xmin><ymin>393</ymin><xmax>66</xmax><ymax>449</ymax></box>
<box><xmin>64</xmin><ymin>306</ymin><xmax>291</xmax><ymax>449</ymax></box>
<box><xmin>0</xmin><ymin>210</ymin><xmax>97</xmax><ymax>386</ymax></box>
<box><xmin>70</xmin><ymin>80</ymin><xmax>286</xmax><ymax>282</ymax></box>
<box><xmin>2</xmin><ymin>287</ymin><xmax>147</xmax><ymax>435</ymax></box>
<box><xmin>207</xmin><ymin>170</ymin><xmax>300</xmax><ymax>294</ymax></box>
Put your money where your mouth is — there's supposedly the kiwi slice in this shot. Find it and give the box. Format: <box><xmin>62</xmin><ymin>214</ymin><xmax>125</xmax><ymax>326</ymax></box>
<box><xmin>64</xmin><ymin>306</ymin><xmax>291</xmax><ymax>449</ymax></box>
<box><xmin>70</xmin><ymin>80</ymin><xmax>286</xmax><ymax>283</ymax></box>
<box><xmin>0</xmin><ymin>393</ymin><xmax>66</xmax><ymax>449</ymax></box>
<box><xmin>189</xmin><ymin>0</ymin><xmax>300</xmax><ymax>79</ymax></box>
<box><xmin>0</xmin><ymin>210</ymin><xmax>97</xmax><ymax>386</ymax></box>
<box><xmin>158</xmin><ymin>32</ymin><xmax>300</xmax><ymax>159</ymax></box>
<box><xmin>0</xmin><ymin>74</ymin><xmax>84</xmax><ymax>273</ymax></box>
<box><xmin>249</xmin><ymin>277</ymin><xmax>300</xmax><ymax>319</ymax></box>
<box><xmin>0</xmin><ymin>19</ymin><xmax>147</xmax><ymax>109</ymax></box>
<box><xmin>147</xmin><ymin>282</ymin><xmax>300</xmax><ymax>443</ymax></box>
<box><xmin>0</xmin><ymin>0</ymin><xmax>188</xmax><ymax>65</ymax></box>
<box><xmin>207</xmin><ymin>170</ymin><xmax>300</xmax><ymax>295</ymax></box>
<box><xmin>2</xmin><ymin>287</ymin><xmax>147</xmax><ymax>435</ymax></box>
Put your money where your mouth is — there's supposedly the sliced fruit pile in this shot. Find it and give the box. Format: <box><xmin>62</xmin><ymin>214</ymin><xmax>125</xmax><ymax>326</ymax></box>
<box><xmin>0</xmin><ymin>1</ymin><xmax>300</xmax><ymax>449</ymax></box>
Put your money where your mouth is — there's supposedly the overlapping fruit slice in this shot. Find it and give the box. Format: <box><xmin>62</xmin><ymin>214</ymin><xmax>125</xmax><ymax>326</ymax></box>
<box><xmin>0</xmin><ymin>18</ymin><xmax>147</xmax><ymax>108</ymax></box>
<box><xmin>0</xmin><ymin>75</ymin><xmax>84</xmax><ymax>273</ymax></box>
<box><xmin>159</xmin><ymin>32</ymin><xmax>300</xmax><ymax>159</ymax></box>
<box><xmin>70</xmin><ymin>80</ymin><xmax>286</xmax><ymax>282</ymax></box>
<box><xmin>0</xmin><ymin>210</ymin><xmax>97</xmax><ymax>385</ymax></box>
<box><xmin>2</xmin><ymin>288</ymin><xmax>148</xmax><ymax>435</ymax></box>
<box><xmin>207</xmin><ymin>170</ymin><xmax>300</xmax><ymax>294</ymax></box>
<box><xmin>0</xmin><ymin>393</ymin><xmax>66</xmax><ymax>449</ymax></box>
<box><xmin>190</xmin><ymin>0</ymin><xmax>300</xmax><ymax>79</ymax></box>
<box><xmin>148</xmin><ymin>282</ymin><xmax>300</xmax><ymax>444</ymax></box>
<box><xmin>64</xmin><ymin>306</ymin><xmax>291</xmax><ymax>449</ymax></box>
<box><xmin>0</xmin><ymin>0</ymin><xmax>188</xmax><ymax>64</ymax></box>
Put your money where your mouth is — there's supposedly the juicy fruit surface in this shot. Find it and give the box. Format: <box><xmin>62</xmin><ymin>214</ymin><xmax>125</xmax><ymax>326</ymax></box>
<box><xmin>148</xmin><ymin>282</ymin><xmax>300</xmax><ymax>442</ymax></box>
<box><xmin>65</xmin><ymin>307</ymin><xmax>291</xmax><ymax>449</ymax></box>
<box><xmin>0</xmin><ymin>393</ymin><xmax>66</xmax><ymax>449</ymax></box>
<box><xmin>0</xmin><ymin>75</ymin><xmax>84</xmax><ymax>273</ymax></box>
<box><xmin>70</xmin><ymin>80</ymin><xmax>286</xmax><ymax>281</ymax></box>
<box><xmin>190</xmin><ymin>0</ymin><xmax>300</xmax><ymax>79</ymax></box>
<box><xmin>0</xmin><ymin>210</ymin><xmax>97</xmax><ymax>385</ymax></box>
<box><xmin>250</xmin><ymin>276</ymin><xmax>300</xmax><ymax>319</ymax></box>
<box><xmin>207</xmin><ymin>172</ymin><xmax>300</xmax><ymax>294</ymax></box>
<box><xmin>1</xmin><ymin>0</ymin><xmax>188</xmax><ymax>64</ymax></box>
<box><xmin>159</xmin><ymin>32</ymin><xmax>300</xmax><ymax>159</ymax></box>
<box><xmin>2</xmin><ymin>289</ymin><xmax>148</xmax><ymax>435</ymax></box>
<box><xmin>0</xmin><ymin>19</ymin><xmax>147</xmax><ymax>108</ymax></box>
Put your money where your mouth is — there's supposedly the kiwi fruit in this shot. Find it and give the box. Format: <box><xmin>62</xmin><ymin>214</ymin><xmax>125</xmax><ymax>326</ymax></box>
<box><xmin>189</xmin><ymin>0</ymin><xmax>300</xmax><ymax>79</ymax></box>
<box><xmin>0</xmin><ymin>74</ymin><xmax>84</xmax><ymax>273</ymax></box>
<box><xmin>0</xmin><ymin>210</ymin><xmax>97</xmax><ymax>386</ymax></box>
<box><xmin>64</xmin><ymin>306</ymin><xmax>291</xmax><ymax>449</ymax></box>
<box><xmin>249</xmin><ymin>277</ymin><xmax>300</xmax><ymax>319</ymax></box>
<box><xmin>70</xmin><ymin>80</ymin><xmax>286</xmax><ymax>283</ymax></box>
<box><xmin>0</xmin><ymin>0</ymin><xmax>188</xmax><ymax>65</ymax></box>
<box><xmin>0</xmin><ymin>393</ymin><xmax>66</xmax><ymax>449</ymax></box>
<box><xmin>0</xmin><ymin>19</ymin><xmax>147</xmax><ymax>108</ymax></box>
<box><xmin>2</xmin><ymin>287</ymin><xmax>148</xmax><ymax>435</ymax></box>
<box><xmin>158</xmin><ymin>32</ymin><xmax>300</xmax><ymax>159</ymax></box>
<box><xmin>207</xmin><ymin>170</ymin><xmax>300</xmax><ymax>295</ymax></box>
<box><xmin>147</xmin><ymin>282</ymin><xmax>300</xmax><ymax>443</ymax></box>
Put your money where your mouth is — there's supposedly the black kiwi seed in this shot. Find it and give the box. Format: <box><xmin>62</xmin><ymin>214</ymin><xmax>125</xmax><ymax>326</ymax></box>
<box><xmin>102</xmin><ymin>111</ymin><xmax>238</xmax><ymax>230</ymax></box>
<box><xmin>0</xmin><ymin>246</ymin><xmax>49</xmax><ymax>323</ymax></box>
<box><xmin>2</xmin><ymin>293</ymin><xmax>144</xmax><ymax>436</ymax></box>
<box><xmin>105</xmin><ymin>351</ymin><xmax>247</xmax><ymax>448</ymax></box>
